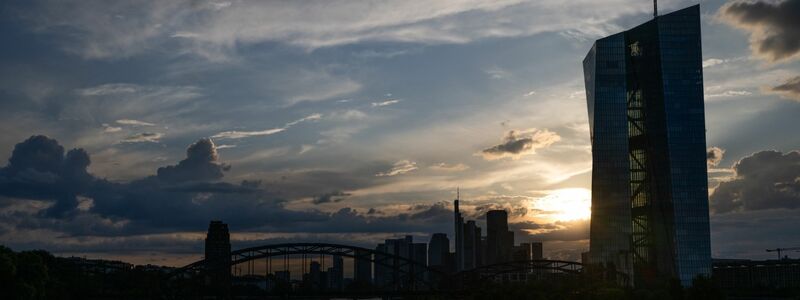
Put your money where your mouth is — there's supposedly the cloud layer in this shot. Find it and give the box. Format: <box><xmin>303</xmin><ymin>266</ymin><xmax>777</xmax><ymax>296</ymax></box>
<box><xmin>719</xmin><ymin>0</ymin><xmax>800</xmax><ymax>63</ymax></box>
<box><xmin>710</xmin><ymin>150</ymin><xmax>800</xmax><ymax>214</ymax></box>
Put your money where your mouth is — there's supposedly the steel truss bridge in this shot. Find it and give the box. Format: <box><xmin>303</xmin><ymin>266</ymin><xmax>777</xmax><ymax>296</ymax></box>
<box><xmin>171</xmin><ymin>242</ymin><xmax>627</xmax><ymax>296</ymax></box>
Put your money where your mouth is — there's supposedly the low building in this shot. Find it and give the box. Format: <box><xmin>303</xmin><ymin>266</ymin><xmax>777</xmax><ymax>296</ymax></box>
<box><xmin>713</xmin><ymin>258</ymin><xmax>800</xmax><ymax>289</ymax></box>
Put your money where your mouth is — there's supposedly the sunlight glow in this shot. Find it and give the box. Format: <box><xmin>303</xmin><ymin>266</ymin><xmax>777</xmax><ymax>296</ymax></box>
<box><xmin>531</xmin><ymin>188</ymin><xmax>591</xmax><ymax>222</ymax></box>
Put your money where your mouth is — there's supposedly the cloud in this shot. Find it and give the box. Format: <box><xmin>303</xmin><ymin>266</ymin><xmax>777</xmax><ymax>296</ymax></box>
<box><xmin>0</xmin><ymin>135</ymin><xmax>93</xmax><ymax>217</ymax></box>
<box><xmin>13</xmin><ymin>0</ymin><xmax>654</xmax><ymax>60</ymax></box>
<box><xmin>480</xmin><ymin>128</ymin><xmax>561</xmax><ymax>160</ymax></box>
<box><xmin>76</xmin><ymin>83</ymin><xmax>139</xmax><ymax>96</ymax></box>
<box><xmin>705</xmin><ymin>90</ymin><xmax>752</xmax><ymax>99</ymax></box>
<box><xmin>212</xmin><ymin>113</ymin><xmax>321</xmax><ymax>140</ymax></box>
<box><xmin>765</xmin><ymin>75</ymin><xmax>800</xmax><ymax>101</ymax></box>
<box><xmin>710</xmin><ymin>150</ymin><xmax>800</xmax><ymax>214</ymax></box>
<box><xmin>523</xmin><ymin>90</ymin><xmax>537</xmax><ymax>97</ymax></box>
<box><xmin>120</xmin><ymin>132</ymin><xmax>163</xmax><ymax>143</ymax></box>
<box><xmin>718</xmin><ymin>0</ymin><xmax>800</xmax><ymax>63</ymax></box>
<box><xmin>375</xmin><ymin>160</ymin><xmax>418</xmax><ymax>177</ymax></box>
<box><xmin>155</xmin><ymin>138</ymin><xmax>228</xmax><ymax>183</ymax></box>
<box><xmin>312</xmin><ymin>191</ymin><xmax>351</xmax><ymax>204</ymax></box>
<box><xmin>702</xmin><ymin>58</ymin><xmax>725</xmax><ymax>68</ymax></box>
<box><xmin>102</xmin><ymin>124</ymin><xmax>122</xmax><ymax>133</ymax></box>
<box><xmin>371</xmin><ymin>99</ymin><xmax>400</xmax><ymax>107</ymax></box>
<box><xmin>429</xmin><ymin>162</ymin><xmax>469</xmax><ymax>172</ymax></box>
<box><xmin>115</xmin><ymin>119</ymin><xmax>156</xmax><ymax>126</ymax></box>
<box><xmin>707</xmin><ymin>147</ymin><xmax>725</xmax><ymax>167</ymax></box>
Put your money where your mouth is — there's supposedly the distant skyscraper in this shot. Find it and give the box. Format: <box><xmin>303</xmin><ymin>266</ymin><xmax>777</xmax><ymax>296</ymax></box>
<box><xmin>463</xmin><ymin>220</ymin><xmax>482</xmax><ymax>269</ymax></box>
<box><xmin>205</xmin><ymin>220</ymin><xmax>231</xmax><ymax>297</ymax></box>
<box><xmin>486</xmin><ymin>210</ymin><xmax>514</xmax><ymax>264</ymax></box>
<box><xmin>428</xmin><ymin>233</ymin><xmax>450</xmax><ymax>268</ymax></box>
<box><xmin>583</xmin><ymin>5</ymin><xmax>711</xmax><ymax>286</ymax></box>
<box><xmin>453</xmin><ymin>191</ymin><xmax>465</xmax><ymax>271</ymax></box>
<box><xmin>354</xmin><ymin>249</ymin><xmax>372</xmax><ymax>285</ymax></box>
<box><xmin>512</xmin><ymin>243</ymin><xmax>532</xmax><ymax>261</ymax></box>
<box><xmin>531</xmin><ymin>242</ymin><xmax>543</xmax><ymax>260</ymax></box>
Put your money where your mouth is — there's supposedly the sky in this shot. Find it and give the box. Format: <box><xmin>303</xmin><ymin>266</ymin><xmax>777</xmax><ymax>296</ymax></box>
<box><xmin>0</xmin><ymin>0</ymin><xmax>799</xmax><ymax>266</ymax></box>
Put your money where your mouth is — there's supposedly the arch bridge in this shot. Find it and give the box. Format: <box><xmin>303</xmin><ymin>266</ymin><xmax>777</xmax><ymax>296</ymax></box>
<box><xmin>172</xmin><ymin>242</ymin><xmax>628</xmax><ymax>294</ymax></box>
<box><xmin>175</xmin><ymin>242</ymin><xmax>445</xmax><ymax>290</ymax></box>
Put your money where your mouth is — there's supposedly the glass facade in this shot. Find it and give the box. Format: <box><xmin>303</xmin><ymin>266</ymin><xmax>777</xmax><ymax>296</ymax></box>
<box><xmin>583</xmin><ymin>5</ymin><xmax>711</xmax><ymax>286</ymax></box>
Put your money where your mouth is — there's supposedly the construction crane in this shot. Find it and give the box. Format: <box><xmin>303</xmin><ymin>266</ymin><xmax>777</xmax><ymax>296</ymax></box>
<box><xmin>766</xmin><ymin>247</ymin><xmax>800</xmax><ymax>260</ymax></box>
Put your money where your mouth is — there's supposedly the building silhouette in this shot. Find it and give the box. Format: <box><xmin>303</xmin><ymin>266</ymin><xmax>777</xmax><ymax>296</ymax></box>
<box><xmin>532</xmin><ymin>242</ymin><xmax>543</xmax><ymax>260</ymax></box>
<box><xmin>486</xmin><ymin>210</ymin><xmax>514</xmax><ymax>265</ymax></box>
<box><xmin>583</xmin><ymin>5</ymin><xmax>711</xmax><ymax>286</ymax></box>
<box><xmin>453</xmin><ymin>192</ymin><xmax>465</xmax><ymax>271</ymax></box>
<box><xmin>374</xmin><ymin>235</ymin><xmax>427</xmax><ymax>288</ymax></box>
<box><xmin>353</xmin><ymin>249</ymin><xmax>372</xmax><ymax>286</ymax></box>
<box><xmin>205</xmin><ymin>220</ymin><xmax>232</xmax><ymax>297</ymax></box>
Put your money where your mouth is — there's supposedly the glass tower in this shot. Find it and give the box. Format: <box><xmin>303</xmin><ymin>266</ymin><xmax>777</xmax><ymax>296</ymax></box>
<box><xmin>583</xmin><ymin>5</ymin><xmax>711</xmax><ymax>286</ymax></box>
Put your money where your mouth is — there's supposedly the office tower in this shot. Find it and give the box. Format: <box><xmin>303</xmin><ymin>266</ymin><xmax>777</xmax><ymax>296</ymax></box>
<box><xmin>512</xmin><ymin>243</ymin><xmax>532</xmax><ymax>261</ymax></box>
<box><xmin>532</xmin><ymin>242</ymin><xmax>544</xmax><ymax>260</ymax></box>
<box><xmin>204</xmin><ymin>220</ymin><xmax>231</xmax><ymax>297</ymax></box>
<box><xmin>428</xmin><ymin>233</ymin><xmax>450</xmax><ymax>268</ymax></box>
<box><xmin>374</xmin><ymin>243</ymin><xmax>390</xmax><ymax>286</ymax></box>
<box><xmin>354</xmin><ymin>249</ymin><xmax>372</xmax><ymax>285</ymax></box>
<box><xmin>463</xmin><ymin>220</ymin><xmax>482</xmax><ymax>269</ymax></box>
<box><xmin>486</xmin><ymin>210</ymin><xmax>514</xmax><ymax>264</ymax></box>
<box><xmin>453</xmin><ymin>192</ymin><xmax>465</xmax><ymax>271</ymax></box>
<box><xmin>375</xmin><ymin>236</ymin><xmax>416</xmax><ymax>288</ymax></box>
<box><xmin>583</xmin><ymin>5</ymin><xmax>711</xmax><ymax>286</ymax></box>
<box><xmin>327</xmin><ymin>255</ymin><xmax>344</xmax><ymax>291</ymax></box>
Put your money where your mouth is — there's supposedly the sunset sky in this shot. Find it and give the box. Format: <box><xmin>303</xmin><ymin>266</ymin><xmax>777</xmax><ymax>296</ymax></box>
<box><xmin>1</xmin><ymin>0</ymin><xmax>799</xmax><ymax>266</ymax></box>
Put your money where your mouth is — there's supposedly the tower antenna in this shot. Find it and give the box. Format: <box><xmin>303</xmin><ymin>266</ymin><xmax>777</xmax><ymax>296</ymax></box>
<box><xmin>654</xmin><ymin>0</ymin><xmax>658</xmax><ymax>18</ymax></box>
<box><xmin>457</xmin><ymin>187</ymin><xmax>460</xmax><ymax>200</ymax></box>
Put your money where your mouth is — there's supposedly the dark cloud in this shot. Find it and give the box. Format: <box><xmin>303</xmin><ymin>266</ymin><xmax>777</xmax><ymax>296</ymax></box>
<box><xmin>480</xmin><ymin>128</ymin><xmax>560</xmax><ymax>160</ymax></box>
<box><xmin>710</xmin><ymin>150</ymin><xmax>800</xmax><ymax>214</ymax></box>
<box><xmin>0</xmin><ymin>136</ymin><xmax>459</xmax><ymax>241</ymax></box>
<box><xmin>0</xmin><ymin>135</ymin><xmax>94</xmax><ymax>217</ymax></box>
<box><xmin>707</xmin><ymin>146</ymin><xmax>725</xmax><ymax>167</ymax></box>
<box><xmin>767</xmin><ymin>75</ymin><xmax>800</xmax><ymax>101</ymax></box>
<box><xmin>312</xmin><ymin>191</ymin><xmax>351</xmax><ymax>204</ymax></box>
<box><xmin>156</xmin><ymin>138</ymin><xmax>228</xmax><ymax>183</ymax></box>
<box><xmin>719</xmin><ymin>0</ymin><xmax>800</xmax><ymax>62</ymax></box>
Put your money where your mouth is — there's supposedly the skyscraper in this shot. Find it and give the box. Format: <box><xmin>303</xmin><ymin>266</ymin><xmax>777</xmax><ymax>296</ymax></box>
<box><xmin>205</xmin><ymin>220</ymin><xmax>231</xmax><ymax>297</ymax></box>
<box><xmin>583</xmin><ymin>5</ymin><xmax>711</xmax><ymax>286</ymax></box>
<box><xmin>486</xmin><ymin>210</ymin><xmax>514</xmax><ymax>265</ymax></box>
<box><xmin>428</xmin><ymin>233</ymin><xmax>450</xmax><ymax>268</ymax></box>
<box><xmin>453</xmin><ymin>191</ymin><xmax>465</xmax><ymax>271</ymax></box>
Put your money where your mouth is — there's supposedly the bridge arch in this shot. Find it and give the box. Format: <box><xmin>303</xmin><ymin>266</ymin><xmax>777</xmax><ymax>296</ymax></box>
<box><xmin>174</xmin><ymin>242</ymin><xmax>446</xmax><ymax>290</ymax></box>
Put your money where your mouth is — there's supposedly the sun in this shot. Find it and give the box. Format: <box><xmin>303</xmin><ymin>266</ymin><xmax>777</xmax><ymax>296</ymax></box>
<box><xmin>531</xmin><ymin>188</ymin><xmax>591</xmax><ymax>222</ymax></box>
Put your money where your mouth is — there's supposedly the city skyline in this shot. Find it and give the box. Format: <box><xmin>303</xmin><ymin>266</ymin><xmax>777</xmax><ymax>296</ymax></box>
<box><xmin>1</xmin><ymin>0</ymin><xmax>799</xmax><ymax>271</ymax></box>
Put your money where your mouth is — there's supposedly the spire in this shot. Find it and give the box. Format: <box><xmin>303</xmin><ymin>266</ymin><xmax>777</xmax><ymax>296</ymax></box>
<box><xmin>654</xmin><ymin>0</ymin><xmax>658</xmax><ymax>18</ymax></box>
<box><xmin>457</xmin><ymin>187</ymin><xmax>460</xmax><ymax>200</ymax></box>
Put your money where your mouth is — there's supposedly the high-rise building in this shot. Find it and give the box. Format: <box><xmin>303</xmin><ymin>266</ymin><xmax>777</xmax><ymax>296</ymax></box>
<box><xmin>354</xmin><ymin>249</ymin><xmax>372</xmax><ymax>285</ymax></box>
<box><xmin>463</xmin><ymin>220</ymin><xmax>482</xmax><ymax>269</ymax></box>
<box><xmin>583</xmin><ymin>4</ymin><xmax>711</xmax><ymax>286</ymax></box>
<box><xmin>486</xmin><ymin>210</ymin><xmax>514</xmax><ymax>264</ymax></box>
<box><xmin>453</xmin><ymin>191</ymin><xmax>465</xmax><ymax>271</ymax></box>
<box><xmin>327</xmin><ymin>255</ymin><xmax>344</xmax><ymax>291</ymax></box>
<box><xmin>512</xmin><ymin>243</ymin><xmax>532</xmax><ymax>261</ymax></box>
<box><xmin>531</xmin><ymin>242</ymin><xmax>543</xmax><ymax>260</ymax></box>
<box><xmin>428</xmin><ymin>233</ymin><xmax>450</xmax><ymax>268</ymax></box>
<box><xmin>205</xmin><ymin>220</ymin><xmax>231</xmax><ymax>297</ymax></box>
